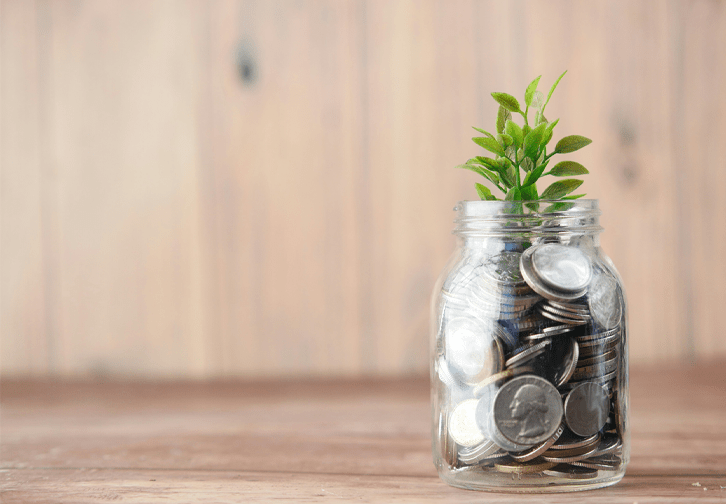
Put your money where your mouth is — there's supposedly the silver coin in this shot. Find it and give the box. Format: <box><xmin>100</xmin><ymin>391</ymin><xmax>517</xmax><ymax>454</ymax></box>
<box><xmin>537</xmin><ymin>306</ymin><xmax>589</xmax><ymax>325</ymax></box>
<box><xmin>590</xmin><ymin>434</ymin><xmax>622</xmax><ymax>458</ymax></box>
<box><xmin>542</xmin><ymin>443</ymin><xmax>599</xmax><ymax>463</ymax></box>
<box><xmin>445</xmin><ymin>317</ymin><xmax>503</xmax><ymax>384</ymax></box>
<box><xmin>538</xmin><ymin>303</ymin><xmax>591</xmax><ymax>323</ymax></box>
<box><xmin>505</xmin><ymin>339</ymin><xmax>551</xmax><ymax>368</ymax></box>
<box><xmin>576</xmin><ymin>327</ymin><xmax>620</xmax><ymax>343</ymax></box>
<box><xmin>458</xmin><ymin>439</ymin><xmax>501</xmax><ymax>464</ymax></box>
<box><xmin>588</xmin><ymin>270</ymin><xmax>622</xmax><ymax>331</ymax></box>
<box><xmin>549</xmin><ymin>300</ymin><xmax>590</xmax><ymax>315</ymax></box>
<box><xmin>543</xmin><ymin>324</ymin><xmax>578</xmax><ymax>335</ymax></box>
<box><xmin>510</xmin><ymin>423</ymin><xmax>565</xmax><ymax>462</ymax></box>
<box><xmin>571</xmin><ymin>358</ymin><xmax>618</xmax><ymax>381</ymax></box>
<box><xmin>520</xmin><ymin>249</ymin><xmax>587</xmax><ymax>302</ymax></box>
<box><xmin>436</xmin><ymin>357</ymin><xmax>457</xmax><ymax>387</ymax></box>
<box><xmin>549</xmin><ymin>432</ymin><xmax>601</xmax><ymax>451</ymax></box>
<box><xmin>493</xmin><ymin>375</ymin><xmax>564</xmax><ymax>446</ymax></box>
<box><xmin>571</xmin><ymin>455</ymin><xmax>621</xmax><ymax>471</ymax></box>
<box><xmin>449</xmin><ymin>399</ymin><xmax>486</xmax><ymax>447</ymax></box>
<box><xmin>543</xmin><ymin>464</ymin><xmax>599</xmax><ymax>479</ymax></box>
<box><xmin>531</xmin><ymin>244</ymin><xmax>592</xmax><ymax>293</ymax></box>
<box><xmin>564</xmin><ymin>382</ymin><xmax>610</xmax><ymax>437</ymax></box>
<box><xmin>481</xmin><ymin>251</ymin><xmax>528</xmax><ymax>287</ymax></box>
<box><xmin>576</xmin><ymin>349</ymin><xmax>618</xmax><ymax>368</ymax></box>
<box><xmin>577</xmin><ymin>332</ymin><xmax>620</xmax><ymax>348</ymax></box>
<box><xmin>554</xmin><ymin>338</ymin><xmax>579</xmax><ymax>387</ymax></box>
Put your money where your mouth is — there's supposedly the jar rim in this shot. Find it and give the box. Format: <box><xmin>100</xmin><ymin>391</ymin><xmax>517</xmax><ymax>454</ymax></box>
<box><xmin>455</xmin><ymin>199</ymin><xmax>599</xmax><ymax>213</ymax></box>
<box><xmin>453</xmin><ymin>199</ymin><xmax>602</xmax><ymax>236</ymax></box>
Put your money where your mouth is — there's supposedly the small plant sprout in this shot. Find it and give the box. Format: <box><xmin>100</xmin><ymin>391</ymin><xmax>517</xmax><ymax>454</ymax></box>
<box><xmin>456</xmin><ymin>71</ymin><xmax>592</xmax><ymax>202</ymax></box>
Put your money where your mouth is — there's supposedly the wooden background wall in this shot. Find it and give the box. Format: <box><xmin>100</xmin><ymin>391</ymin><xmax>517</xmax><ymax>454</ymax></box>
<box><xmin>2</xmin><ymin>0</ymin><xmax>725</xmax><ymax>378</ymax></box>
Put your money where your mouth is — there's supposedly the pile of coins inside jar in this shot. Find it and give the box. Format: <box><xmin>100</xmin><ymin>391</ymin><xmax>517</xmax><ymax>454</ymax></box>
<box><xmin>436</xmin><ymin>242</ymin><xmax>625</xmax><ymax>479</ymax></box>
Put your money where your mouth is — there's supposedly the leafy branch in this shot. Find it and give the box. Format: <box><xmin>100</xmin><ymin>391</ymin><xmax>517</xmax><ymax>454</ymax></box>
<box><xmin>455</xmin><ymin>71</ymin><xmax>592</xmax><ymax>202</ymax></box>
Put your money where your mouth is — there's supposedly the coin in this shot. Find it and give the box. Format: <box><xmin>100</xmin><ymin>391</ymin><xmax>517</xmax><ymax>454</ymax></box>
<box><xmin>564</xmin><ymin>382</ymin><xmax>610</xmax><ymax>437</ymax></box>
<box><xmin>576</xmin><ymin>349</ymin><xmax>617</xmax><ymax>367</ymax></box>
<box><xmin>520</xmin><ymin>247</ymin><xmax>588</xmax><ymax>301</ymax></box>
<box><xmin>542</xmin><ymin>443</ymin><xmax>599</xmax><ymax>463</ymax></box>
<box><xmin>531</xmin><ymin>244</ymin><xmax>592</xmax><ymax>293</ymax></box>
<box><xmin>446</xmin><ymin>317</ymin><xmax>504</xmax><ymax>384</ymax></box>
<box><xmin>590</xmin><ymin>435</ymin><xmax>622</xmax><ymax>458</ymax></box>
<box><xmin>449</xmin><ymin>399</ymin><xmax>486</xmax><ymax>448</ymax></box>
<box><xmin>571</xmin><ymin>455</ymin><xmax>621</xmax><ymax>471</ymax></box>
<box><xmin>543</xmin><ymin>324</ymin><xmax>579</xmax><ymax>335</ymax></box>
<box><xmin>458</xmin><ymin>439</ymin><xmax>501</xmax><ymax>464</ymax></box>
<box><xmin>538</xmin><ymin>302</ymin><xmax>591</xmax><ymax>322</ymax></box>
<box><xmin>549</xmin><ymin>300</ymin><xmax>590</xmax><ymax>315</ymax></box>
<box><xmin>588</xmin><ymin>269</ymin><xmax>622</xmax><ymax>331</ymax></box>
<box><xmin>543</xmin><ymin>464</ymin><xmax>598</xmax><ymax>479</ymax></box>
<box><xmin>554</xmin><ymin>338</ymin><xmax>579</xmax><ymax>387</ymax></box>
<box><xmin>505</xmin><ymin>339</ymin><xmax>551</xmax><ymax>368</ymax></box>
<box><xmin>510</xmin><ymin>423</ymin><xmax>565</xmax><ymax>462</ymax></box>
<box><xmin>549</xmin><ymin>432</ymin><xmax>601</xmax><ymax>451</ymax></box>
<box><xmin>493</xmin><ymin>375</ymin><xmax>564</xmax><ymax>446</ymax></box>
<box><xmin>571</xmin><ymin>358</ymin><xmax>618</xmax><ymax>381</ymax></box>
<box><xmin>481</xmin><ymin>251</ymin><xmax>528</xmax><ymax>287</ymax></box>
<box><xmin>537</xmin><ymin>306</ymin><xmax>589</xmax><ymax>325</ymax></box>
<box><xmin>494</xmin><ymin>460</ymin><xmax>557</xmax><ymax>474</ymax></box>
<box><xmin>576</xmin><ymin>326</ymin><xmax>620</xmax><ymax>343</ymax></box>
<box><xmin>472</xmin><ymin>366</ymin><xmax>534</xmax><ymax>397</ymax></box>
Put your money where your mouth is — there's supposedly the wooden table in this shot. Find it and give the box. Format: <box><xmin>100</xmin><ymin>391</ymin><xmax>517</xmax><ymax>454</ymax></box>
<box><xmin>2</xmin><ymin>362</ymin><xmax>726</xmax><ymax>503</ymax></box>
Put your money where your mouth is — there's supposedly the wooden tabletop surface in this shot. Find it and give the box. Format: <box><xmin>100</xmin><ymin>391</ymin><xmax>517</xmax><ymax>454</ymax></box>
<box><xmin>2</xmin><ymin>361</ymin><xmax>726</xmax><ymax>503</ymax></box>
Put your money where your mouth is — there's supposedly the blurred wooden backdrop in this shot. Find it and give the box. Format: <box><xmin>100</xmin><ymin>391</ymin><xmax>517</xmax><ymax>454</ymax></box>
<box><xmin>2</xmin><ymin>0</ymin><xmax>725</xmax><ymax>378</ymax></box>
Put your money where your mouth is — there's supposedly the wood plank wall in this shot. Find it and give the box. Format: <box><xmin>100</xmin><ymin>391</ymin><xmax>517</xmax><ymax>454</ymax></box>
<box><xmin>2</xmin><ymin>0</ymin><xmax>725</xmax><ymax>378</ymax></box>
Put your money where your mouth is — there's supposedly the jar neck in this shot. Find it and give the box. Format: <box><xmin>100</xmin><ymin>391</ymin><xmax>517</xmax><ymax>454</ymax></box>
<box><xmin>453</xmin><ymin>200</ymin><xmax>603</xmax><ymax>246</ymax></box>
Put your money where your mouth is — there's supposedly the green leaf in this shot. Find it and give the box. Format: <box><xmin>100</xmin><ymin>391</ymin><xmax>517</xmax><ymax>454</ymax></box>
<box><xmin>525</xmin><ymin>75</ymin><xmax>541</xmax><ymax>107</ymax></box>
<box><xmin>522</xmin><ymin>124</ymin><xmax>532</xmax><ymax>138</ymax></box>
<box><xmin>554</xmin><ymin>135</ymin><xmax>592</xmax><ymax>154</ymax></box>
<box><xmin>540</xmin><ymin>179</ymin><xmax>584</xmax><ymax>199</ymax></box>
<box><xmin>475</xmin><ymin>156</ymin><xmax>498</xmax><ymax>168</ymax></box>
<box><xmin>496</xmin><ymin>106</ymin><xmax>511</xmax><ymax>134</ymax></box>
<box><xmin>542</xmin><ymin>70</ymin><xmax>567</xmax><ymax>113</ymax></box>
<box><xmin>543</xmin><ymin>201</ymin><xmax>575</xmax><ymax>213</ymax></box>
<box><xmin>550</xmin><ymin>161</ymin><xmax>589</xmax><ymax>176</ymax></box>
<box><xmin>501</xmin><ymin>164</ymin><xmax>517</xmax><ymax>187</ymax></box>
<box><xmin>523</xmin><ymin>123</ymin><xmax>547</xmax><ymax>159</ymax></box>
<box><xmin>562</xmin><ymin>193</ymin><xmax>586</xmax><ymax>200</ymax></box>
<box><xmin>521</xmin><ymin>158</ymin><xmax>534</xmax><ymax>172</ymax></box>
<box><xmin>505</xmin><ymin>120</ymin><xmax>523</xmax><ymax>148</ymax></box>
<box><xmin>534</xmin><ymin>110</ymin><xmax>547</xmax><ymax>125</ymax></box>
<box><xmin>504</xmin><ymin>186</ymin><xmax>521</xmax><ymax>201</ymax></box>
<box><xmin>472</xmin><ymin>126</ymin><xmax>495</xmax><ymax>139</ymax></box>
<box><xmin>456</xmin><ymin>162</ymin><xmax>500</xmax><ymax>185</ymax></box>
<box><xmin>543</xmin><ymin>118</ymin><xmax>559</xmax><ymax>145</ymax></box>
<box><xmin>491</xmin><ymin>92</ymin><xmax>521</xmax><ymax>113</ymax></box>
<box><xmin>476</xmin><ymin>183</ymin><xmax>497</xmax><ymax>201</ymax></box>
<box><xmin>522</xmin><ymin>160</ymin><xmax>549</xmax><ymax>187</ymax></box>
<box><xmin>473</xmin><ymin>136</ymin><xmax>505</xmax><ymax>156</ymax></box>
<box><xmin>498</xmin><ymin>133</ymin><xmax>513</xmax><ymax>148</ymax></box>
<box><xmin>520</xmin><ymin>183</ymin><xmax>538</xmax><ymax>201</ymax></box>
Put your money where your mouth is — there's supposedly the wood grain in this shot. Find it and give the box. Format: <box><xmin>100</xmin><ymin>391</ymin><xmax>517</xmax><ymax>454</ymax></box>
<box><xmin>1</xmin><ymin>361</ymin><xmax>726</xmax><ymax>502</ymax></box>
<box><xmin>2</xmin><ymin>0</ymin><xmax>726</xmax><ymax>378</ymax></box>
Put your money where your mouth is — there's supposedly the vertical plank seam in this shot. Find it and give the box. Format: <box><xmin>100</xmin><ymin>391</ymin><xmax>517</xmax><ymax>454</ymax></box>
<box><xmin>356</xmin><ymin>0</ymin><xmax>375</xmax><ymax>372</ymax></box>
<box><xmin>670</xmin><ymin>0</ymin><xmax>695</xmax><ymax>362</ymax></box>
<box><xmin>35</xmin><ymin>0</ymin><xmax>58</xmax><ymax>373</ymax></box>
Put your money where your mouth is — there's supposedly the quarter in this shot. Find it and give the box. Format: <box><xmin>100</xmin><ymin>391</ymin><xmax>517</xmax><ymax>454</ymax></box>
<box><xmin>493</xmin><ymin>375</ymin><xmax>564</xmax><ymax>446</ymax></box>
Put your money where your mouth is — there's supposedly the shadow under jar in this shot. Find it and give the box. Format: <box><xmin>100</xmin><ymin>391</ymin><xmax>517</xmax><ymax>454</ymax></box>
<box><xmin>431</xmin><ymin>200</ymin><xmax>629</xmax><ymax>492</ymax></box>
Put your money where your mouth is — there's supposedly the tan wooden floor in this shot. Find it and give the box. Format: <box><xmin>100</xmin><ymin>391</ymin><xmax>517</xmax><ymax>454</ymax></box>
<box><xmin>2</xmin><ymin>362</ymin><xmax>726</xmax><ymax>503</ymax></box>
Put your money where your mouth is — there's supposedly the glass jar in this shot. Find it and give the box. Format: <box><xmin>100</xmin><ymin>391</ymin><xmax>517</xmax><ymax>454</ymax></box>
<box><xmin>430</xmin><ymin>200</ymin><xmax>628</xmax><ymax>492</ymax></box>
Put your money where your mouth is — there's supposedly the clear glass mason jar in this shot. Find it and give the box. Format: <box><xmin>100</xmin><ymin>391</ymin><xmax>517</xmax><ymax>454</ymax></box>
<box><xmin>431</xmin><ymin>200</ymin><xmax>629</xmax><ymax>492</ymax></box>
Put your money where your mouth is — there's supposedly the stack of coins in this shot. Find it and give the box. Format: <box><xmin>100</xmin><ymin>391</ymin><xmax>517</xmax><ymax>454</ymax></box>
<box><xmin>439</xmin><ymin>242</ymin><xmax>625</xmax><ymax>480</ymax></box>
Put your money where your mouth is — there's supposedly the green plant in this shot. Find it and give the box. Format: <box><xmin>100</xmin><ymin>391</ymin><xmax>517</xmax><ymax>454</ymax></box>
<box><xmin>456</xmin><ymin>71</ymin><xmax>592</xmax><ymax>202</ymax></box>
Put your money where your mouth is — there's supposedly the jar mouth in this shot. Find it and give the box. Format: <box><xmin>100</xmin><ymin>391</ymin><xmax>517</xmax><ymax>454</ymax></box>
<box><xmin>454</xmin><ymin>199</ymin><xmax>602</xmax><ymax>237</ymax></box>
